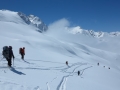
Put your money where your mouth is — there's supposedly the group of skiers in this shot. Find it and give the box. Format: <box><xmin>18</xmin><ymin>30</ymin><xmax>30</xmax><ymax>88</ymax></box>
<box><xmin>97</xmin><ymin>62</ymin><xmax>110</xmax><ymax>69</ymax></box>
<box><xmin>2</xmin><ymin>46</ymin><xmax>25</xmax><ymax>67</ymax></box>
<box><xmin>2</xmin><ymin>46</ymin><xmax>82</xmax><ymax>76</ymax></box>
<box><xmin>66</xmin><ymin>61</ymin><xmax>80</xmax><ymax>76</ymax></box>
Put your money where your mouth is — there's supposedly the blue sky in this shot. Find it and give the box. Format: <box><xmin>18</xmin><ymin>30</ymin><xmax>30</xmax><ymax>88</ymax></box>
<box><xmin>0</xmin><ymin>0</ymin><xmax>120</xmax><ymax>32</ymax></box>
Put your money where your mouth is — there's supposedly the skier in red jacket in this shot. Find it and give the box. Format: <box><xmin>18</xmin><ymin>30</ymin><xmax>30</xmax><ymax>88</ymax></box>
<box><xmin>19</xmin><ymin>47</ymin><xmax>25</xmax><ymax>60</ymax></box>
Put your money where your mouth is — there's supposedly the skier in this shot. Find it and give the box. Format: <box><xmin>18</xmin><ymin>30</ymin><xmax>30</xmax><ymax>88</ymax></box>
<box><xmin>2</xmin><ymin>46</ymin><xmax>9</xmax><ymax>62</ymax></box>
<box><xmin>78</xmin><ymin>71</ymin><xmax>80</xmax><ymax>76</ymax></box>
<box><xmin>66</xmin><ymin>61</ymin><xmax>68</xmax><ymax>66</ymax></box>
<box><xmin>8</xmin><ymin>46</ymin><xmax>15</xmax><ymax>67</ymax></box>
<box><xmin>97</xmin><ymin>63</ymin><xmax>99</xmax><ymax>66</ymax></box>
<box><xmin>2</xmin><ymin>46</ymin><xmax>14</xmax><ymax>67</ymax></box>
<box><xmin>19</xmin><ymin>47</ymin><xmax>25</xmax><ymax>60</ymax></box>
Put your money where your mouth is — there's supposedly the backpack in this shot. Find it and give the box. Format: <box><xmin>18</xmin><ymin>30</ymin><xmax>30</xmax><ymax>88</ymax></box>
<box><xmin>19</xmin><ymin>48</ymin><xmax>22</xmax><ymax>54</ymax></box>
<box><xmin>3</xmin><ymin>46</ymin><xmax>9</xmax><ymax>59</ymax></box>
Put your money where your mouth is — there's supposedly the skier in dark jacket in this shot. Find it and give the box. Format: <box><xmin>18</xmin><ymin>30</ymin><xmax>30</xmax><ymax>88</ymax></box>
<box><xmin>2</xmin><ymin>46</ymin><xmax>9</xmax><ymax>61</ymax></box>
<box><xmin>78</xmin><ymin>71</ymin><xmax>80</xmax><ymax>76</ymax></box>
<box><xmin>8</xmin><ymin>46</ymin><xmax>15</xmax><ymax>67</ymax></box>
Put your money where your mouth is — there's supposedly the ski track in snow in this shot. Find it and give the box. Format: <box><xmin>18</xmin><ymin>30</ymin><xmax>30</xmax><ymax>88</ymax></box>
<box><xmin>0</xmin><ymin>78</ymin><xmax>41</xmax><ymax>90</ymax></box>
<box><xmin>57</xmin><ymin>76</ymin><xmax>68</xmax><ymax>90</ymax></box>
<box><xmin>0</xmin><ymin>57</ymin><xmax>93</xmax><ymax>90</ymax></box>
<box><xmin>0</xmin><ymin>79</ymin><xmax>34</xmax><ymax>90</ymax></box>
<box><xmin>46</xmin><ymin>82</ymin><xmax>50</xmax><ymax>90</ymax></box>
<box><xmin>24</xmin><ymin>58</ymin><xmax>92</xmax><ymax>90</ymax></box>
<box><xmin>57</xmin><ymin>62</ymin><xmax>92</xmax><ymax>90</ymax></box>
<box><xmin>33</xmin><ymin>86</ymin><xmax>40</xmax><ymax>90</ymax></box>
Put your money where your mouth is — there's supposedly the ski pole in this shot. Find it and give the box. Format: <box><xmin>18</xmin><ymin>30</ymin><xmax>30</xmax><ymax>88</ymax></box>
<box><xmin>13</xmin><ymin>58</ymin><xmax>14</xmax><ymax>66</ymax></box>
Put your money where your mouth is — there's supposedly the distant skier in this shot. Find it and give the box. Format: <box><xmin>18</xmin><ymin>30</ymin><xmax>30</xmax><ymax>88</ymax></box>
<box><xmin>78</xmin><ymin>71</ymin><xmax>80</xmax><ymax>76</ymax></box>
<box><xmin>66</xmin><ymin>61</ymin><xmax>68</xmax><ymax>66</ymax></box>
<box><xmin>97</xmin><ymin>63</ymin><xmax>99</xmax><ymax>66</ymax></box>
<box><xmin>19</xmin><ymin>47</ymin><xmax>25</xmax><ymax>60</ymax></box>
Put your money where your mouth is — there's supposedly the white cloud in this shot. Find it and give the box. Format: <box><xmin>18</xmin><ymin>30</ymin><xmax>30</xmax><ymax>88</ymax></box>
<box><xmin>47</xmin><ymin>18</ymin><xmax>70</xmax><ymax>33</ymax></box>
<box><xmin>47</xmin><ymin>18</ymin><xmax>85</xmax><ymax>35</ymax></box>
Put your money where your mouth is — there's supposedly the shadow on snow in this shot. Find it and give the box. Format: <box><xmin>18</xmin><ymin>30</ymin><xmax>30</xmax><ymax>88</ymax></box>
<box><xmin>10</xmin><ymin>67</ymin><xmax>26</xmax><ymax>75</ymax></box>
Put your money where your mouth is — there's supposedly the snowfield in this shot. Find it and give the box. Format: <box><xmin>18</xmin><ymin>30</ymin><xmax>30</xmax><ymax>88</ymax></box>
<box><xmin>0</xmin><ymin>10</ymin><xmax>120</xmax><ymax>90</ymax></box>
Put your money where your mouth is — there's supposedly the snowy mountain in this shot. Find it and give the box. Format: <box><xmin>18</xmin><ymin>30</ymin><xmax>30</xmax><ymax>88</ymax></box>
<box><xmin>0</xmin><ymin>10</ymin><xmax>120</xmax><ymax>90</ymax></box>
<box><xmin>28</xmin><ymin>15</ymin><xmax>48</xmax><ymax>32</ymax></box>
<box><xmin>69</xmin><ymin>26</ymin><xmax>120</xmax><ymax>38</ymax></box>
<box><xmin>18</xmin><ymin>11</ymin><xmax>48</xmax><ymax>32</ymax></box>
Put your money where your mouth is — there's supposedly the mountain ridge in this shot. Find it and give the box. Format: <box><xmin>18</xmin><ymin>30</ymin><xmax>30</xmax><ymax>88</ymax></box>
<box><xmin>0</xmin><ymin>9</ymin><xmax>48</xmax><ymax>32</ymax></box>
<box><xmin>69</xmin><ymin>26</ymin><xmax>120</xmax><ymax>38</ymax></box>
<box><xmin>1</xmin><ymin>9</ymin><xmax>120</xmax><ymax>37</ymax></box>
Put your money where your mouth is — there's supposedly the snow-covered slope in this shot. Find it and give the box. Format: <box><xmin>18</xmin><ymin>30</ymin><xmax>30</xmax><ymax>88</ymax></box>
<box><xmin>0</xmin><ymin>10</ymin><xmax>120</xmax><ymax>90</ymax></box>
<box><xmin>0</xmin><ymin>10</ymin><xmax>48</xmax><ymax>32</ymax></box>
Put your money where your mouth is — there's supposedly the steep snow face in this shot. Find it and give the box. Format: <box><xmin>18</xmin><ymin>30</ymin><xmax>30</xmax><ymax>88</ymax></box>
<box><xmin>28</xmin><ymin>15</ymin><xmax>48</xmax><ymax>32</ymax></box>
<box><xmin>17</xmin><ymin>12</ymin><xmax>31</xmax><ymax>24</ymax></box>
<box><xmin>28</xmin><ymin>15</ymin><xmax>42</xmax><ymax>24</ymax></box>
<box><xmin>18</xmin><ymin>12</ymin><xmax>48</xmax><ymax>32</ymax></box>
